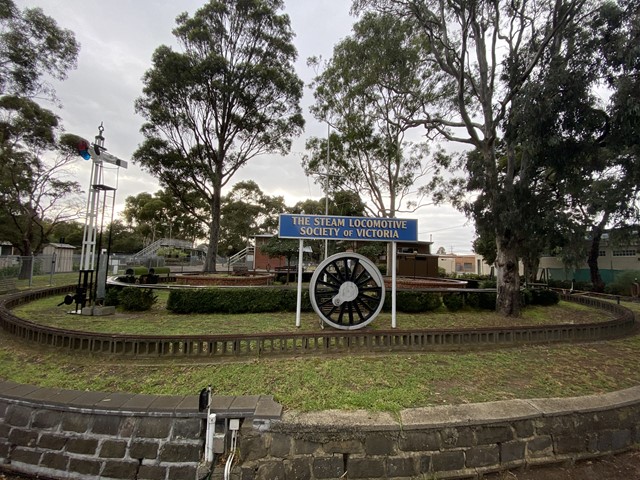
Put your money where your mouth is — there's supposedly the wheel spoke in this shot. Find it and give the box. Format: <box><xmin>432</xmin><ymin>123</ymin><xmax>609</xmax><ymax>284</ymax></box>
<box><xmin>310</xmin><ymin>253</ymin><xmax>385</xmax><ymax>330</ymax></box>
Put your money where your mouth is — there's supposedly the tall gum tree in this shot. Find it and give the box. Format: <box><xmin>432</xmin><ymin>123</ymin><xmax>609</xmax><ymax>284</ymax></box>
<box><xmin>354</xmin><ymin>0</ymin><xmax>588</xmax><ymax>316</ymax></box>
<box><xmin>305</xmin><ymin>12</ymin><xmax>448</xmax><ymax>221</ymax></box>
<box><xmin>134</xmin><ymin>0</ymin><xmax>304</xmax><ymax>271</ymax></box>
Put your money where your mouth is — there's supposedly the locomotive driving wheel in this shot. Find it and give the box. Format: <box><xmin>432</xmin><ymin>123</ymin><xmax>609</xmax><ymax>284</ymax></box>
<box><xmin>309</xmin><ymin>252</ymin><xmax>385</xmax><ymax>330</ymax></box>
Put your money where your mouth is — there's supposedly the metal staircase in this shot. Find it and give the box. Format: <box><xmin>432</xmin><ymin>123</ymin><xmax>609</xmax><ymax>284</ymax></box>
<box><xmin>133</xmin><ymin>238</ymin><xmax>194</xmax><ymax>259</ymax></box>
<box><xmin>228</xmin><ymin>246</ymin><xmax>255</xmax><ymax>266</ymax></box>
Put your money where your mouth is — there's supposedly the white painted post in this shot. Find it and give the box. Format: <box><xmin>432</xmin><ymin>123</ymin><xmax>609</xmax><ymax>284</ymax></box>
<box><xmin>296</xmin><ymin>238</ymin><xmax>304</xmax><ymax>328</ymax></box>
<box><xmin>391</xmin><ymin>241</ymin><xmax>397</xmax><ymax>328</ymax></box>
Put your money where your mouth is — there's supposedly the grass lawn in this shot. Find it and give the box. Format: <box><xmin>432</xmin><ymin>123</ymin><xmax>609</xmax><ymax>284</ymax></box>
<box><xmin>1</xmin><ymin>291</ymin><xmax>638</xmax><ymax>413</ymax></box>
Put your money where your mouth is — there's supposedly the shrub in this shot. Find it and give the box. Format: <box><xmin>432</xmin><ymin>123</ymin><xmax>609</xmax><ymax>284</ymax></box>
<box><xmin>443</xmin><ymin>293</ymin><xmax>464</xmax><ymax>311</ymax></box>
<box><xmin>167</xmin><ymin>288</ymin><xmax>312</xmax><ymax>314</ymax></box>
<box><xmin>117</xmin><ymin>287</ymin><xmax>157</xmax><ymax>311</ymax></box>
<box><xmin>605</xmin><ymin>271</ymin><xmax>640</xmax><ymax>296</ymax></box>
<box><xmin>388</xmin><ymin>291</ymin><xmax>442</xmax><ymax>313</ymax></box>
<box><xmin>530</xmin><ymin>289</ymin><xmax>559</xmax><ymax>306</ymax></box>
<box><xmin>466</xmin><ymin>292</ymin><xmax>497</xmax><ymax>310</ymax></box>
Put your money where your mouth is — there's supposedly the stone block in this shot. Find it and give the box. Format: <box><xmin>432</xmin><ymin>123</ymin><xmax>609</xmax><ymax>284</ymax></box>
<box><xmin>474</xmin><ymin>425</ymin><xmax>514</xmax><ymax>445</ymax></box>
<box><xmin>0</xmin><ymin>440</ymin><xmax>10</xmax><ymax>459</ymax></box>
<box><xmin>399</xmin><ymin>431</ymin><xmax>441</xmax><ymax>452</ymax></box>
<box><xmin>92</xmin><ymin>415</ymin><xmax>122</xmax><ymax>435</ymax></box>
<box><xmin>66</xmin><ymin>437</ymin><xmax>99</xmax><ymax>455</ymax></box>
<box><xmin>10</xmin><ymin>447</ymin><xmax>41</xmax><ymax>466</ymax></box>
<box><xmin>40</xmin><ymin>451</ymin><xmax>69</xmax><ymax>471</ymax></box>
<box><xmin>346</xmin><ymin>457</ymin><xmax>385</xmax><ymax>478</ymax></box>
<box><xmin>292</xmin><ymin>438</ymin><xmax>320</xmax><ymax>455</ymax></box>
<box><xmin>466</xmin><ymin>445</ymin><xmax>499</xmax><ymax>468</ymax></box>
<box><xmin>167</xmin><ymin>464</ymin><xmax>198</xmax><ymax>480</ymax></box>
<box><xmin>159</xmin><ymin>443</ymin><xmax>201</xmax><ymax>463</ymax></box>
<box><xmin>68</xmin><ymin>457</ymin><xmax>101</xmax><ymax>476</ymax></box>
<box><xmin>419</xmin><ymin>454</ymin><xmax>432</xmax><ymax>473</ymax></box>
<box><xmin>285</xmin><ymin>458</ymin><xmax>311</xmax><ymax>480</ymax></box>
<box><xmin>61</xmin><ymin>412</ymin><xmax>92</xmax><ymax>433</ymax></box>
<box><xmin>5</xmin><ymin>405</ymin><xmax>32</xmax><ymax>427</ymax></box>
<box><xmin>513</xmin><ymin>420</ymin><xmax>535</xmax><ymax>438</ymax></box>
<box><xmin>129</xmin><ymin>440</ymin><xmax>159</xmax><ymax>459</ymax></box>
<box><xmin>37</xmin><ymin>433</ymin><xmax>68</xmax><ymax>450</ymax></box>
<box><xmin>137</xmin><ymin>464</ymin><xmax>167</xmax><ymax>480</ymax></box>
<box><xmin>8</xmin><ymin>428</ymin><xmax>38</xmax><ymax>447</ymax></box>
<box><xmin>119</xmin><ymin>416</ymin><xmax>137</xmax><ymax>437</ymax></box>
<box><xmin>554</xmin><ymin>435</ymin><xmax>586</xmax><ymax>454</ymax></box>
<box><xmin>323</xmin><ymin>439</ymin><xmax>364</xmax><ymax>455</ymax></box>
<box><xmin>611</xmin><ymin>429</ymin><xmax>632</xmax><ymax>450</ymax></box>
<box><xmin>365</xmin><ymin>433</ymin><xmax>396</xmax><ymax>455</ymax></box>
<box><xmin>500</xmin><ymin>440</ymin><xmax>526</xmax><ymax>463</ymax></box>
<box><xmin>0</xmin><ymin>423</ymin><xmax>10</xmax><ymax>438</ymax></box>
<box><xmin>136</xmin><ymin>417</ymin><xmax>172</xmax><ymax>439</ymax></box>
<box><xmin>527</xmin><ymin>435</ymin><xmax>553</xmax><ymax>458</ymax></box>
<box><xmin>312</xmin><ymin>456</ymin><xmax>344</xmax><ymax>479</ymax></box>
<box><xmin>257</xmin><ymin>461</ymin><xmax>286</xmax><ymax>480</ymax></box>
<box><xmin>269</xmin><ymin>433</ymin><xmax>291</xmax><ymax>458</ymax></box>
<box><xmin>441</xmin><ymin>427</ymin><xmax>474</xmax><ymax>448</ymax></box>
<box><xmin>431</xmin><ymin>450</ymin><xmax>465</xmax><ymax>472</ymax></box>
<box><xmin>239</xmin><ymin>435</ymin><xmax>268</xmax><ymax>462</ymax></box>
<box><xmin>99</xmin><ymin>439</ymin><xmax>127</xmax><ymax>458</ymax></box>
<box><xmin>387</xmin><ymin>456</ymin><xmax>418</xmax><ymax>477</ymax></box>
<box><xmin>32</xmin><ymin>410</ymin><xmax>61</xmax><ymax>430</ymax></box>
<box><xmin>0</xmin><ymin>400</ymin><xmax>8</xmax><ymax>417</ymax></box>
<box><xmin>101</xmin><ymin>460</ymin><xmax>140</xmax><ymax>479</ymax></box>
<box><xmin>172</xmin><ymin>418</ymin><xmax>203</xmax><ymax>440</ymax></box>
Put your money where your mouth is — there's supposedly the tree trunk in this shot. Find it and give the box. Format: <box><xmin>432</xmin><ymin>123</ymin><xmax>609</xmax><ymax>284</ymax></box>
<box><xmin>522</xmin><ymin>254</ymin><xmax>540</xmax><ymax>286</ymax></box>
<box><xmin>587</xmin><ymin>225</ymin><xmax>605</xmax><ymax>292</ymax></box>
<box><xmin>495</xmin><ymin>239</ymin><xmax>521</xmax><ymax>317</ymax></box>
<box><xmin>203</xmin><ymin>190</ymin><xmax>222</xmax><ymax>273</ymax></box>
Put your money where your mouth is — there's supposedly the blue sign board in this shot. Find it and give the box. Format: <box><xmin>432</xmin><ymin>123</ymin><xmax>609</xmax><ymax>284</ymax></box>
<box><xmin>279</xmin><ymin>214</ymin><xmax>418</xmax><ymax>242</ymax></box>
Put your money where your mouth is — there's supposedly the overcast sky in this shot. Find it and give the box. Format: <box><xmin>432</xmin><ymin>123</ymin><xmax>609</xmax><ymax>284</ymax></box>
<box><xmin>18</xmin><ymin>0</ymin><xmax>476</xmax><ymax>254</ymax></box>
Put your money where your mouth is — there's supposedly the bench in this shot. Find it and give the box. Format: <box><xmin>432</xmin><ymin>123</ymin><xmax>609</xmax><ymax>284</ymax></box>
<box><xmin>0</xmin><ymin>277</ymin><xmax>17</xmax><ymax>295</ymax></box>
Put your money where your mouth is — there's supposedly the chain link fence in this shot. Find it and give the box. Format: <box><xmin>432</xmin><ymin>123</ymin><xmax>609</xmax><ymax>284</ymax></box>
<box><xmin>0</xmin><ymin>253</ymin><xmax>207</xmax><ymax>293</ymax></box>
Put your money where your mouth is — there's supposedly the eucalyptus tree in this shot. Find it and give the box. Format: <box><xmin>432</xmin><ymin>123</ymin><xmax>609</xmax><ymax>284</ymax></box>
<box><xmin>134</xmin><ymin>0</ymin><xmax>304</xmax><ymax>271</ymax></box>
<box><xmin>354</xmin><ymin>0</ymin><xmax>589</xmax><ymax>316</ymax></box>
<box><xmin>504</xmin><ymin>0</ymin><xmax>640</xmax><ymax>291</ymax></box>
<box><xmin>305</xmin><ymin>12</ymin><xmax>448</xmax><ymax>220</ymax></box>
<box><xmin>0</xmin><ymin>0</ymin><xmax>80</xmax><ymax>270</ymax></box>
<box><xmin>219</xmin><ymin>181</ymin><xmax>286</xmax><ymax>254</ymax></box>
<box><xmin>0</xmin><ymin>0</ymin><xmax>79</xmax><ymax>100</ymax></box>
<box><xmin>0</xmin><ymin>99</ymin><xmax>83</xmax><ymax>273</ymax></box>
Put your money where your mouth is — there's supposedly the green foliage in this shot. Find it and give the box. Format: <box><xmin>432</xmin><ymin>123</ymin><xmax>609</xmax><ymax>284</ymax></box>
<box><xmin>219</xmin><ymin>181</ymin><xmax>286</xmax><ymax>254</ymax></box>
<box><xmin>386</xmin><ymin>291</ymin><xmax>442</xmax><ymax>313</ymax></box>
<box><xmin>105</xmin><ymin>286</ymin><xmax>157</xmax><ymax>311</ymax></box>
<box><xmin>134</xmin><ymin>0</ymin><xmax>304</xmax><ymax>269</ymax></box>
<box><xmin>529</xmin><ymin>289</ymin><xmax>560</xmax><ymax>306</ymax></box>
<box><xmin>465</xmin><ymin>292</ymin><xmax>497</xmax><ymax>310</ymax></box>
<box><xmin>442</xmin><ymin>293</ymin><xmax>464</xmax><ymax>311</ymax></box>
<box><xmin>0</xmin><ymin>0</ymin><xmax>79</xmax><ymax>98</ymax></box>
<box><xmin>167</xmin><ymin>288</ymin><xmax>312</xmax><ymax>314</ymax></box>
<box><xmin>520</xmin><ymin>288</ymin><xmax>560</xmax><ymax>306</ymax></box>
<box><xmin>605</xmin><ymin>271</ymin><xmax>640</xmax><ymax>296</ymax></box>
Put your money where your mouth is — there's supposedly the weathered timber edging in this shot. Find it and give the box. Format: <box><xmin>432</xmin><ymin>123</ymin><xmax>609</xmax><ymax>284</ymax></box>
<box><xmin>0</xmin><ymin>286</ymin><xmax>635</xmax><ymax>359</ymax></box>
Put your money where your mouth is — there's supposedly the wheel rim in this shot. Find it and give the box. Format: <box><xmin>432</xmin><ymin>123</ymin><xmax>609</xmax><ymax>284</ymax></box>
<box><xmin>309</xmin><ymin>252</ymin><xmax>385</xmax><ymax>330</ymax></box>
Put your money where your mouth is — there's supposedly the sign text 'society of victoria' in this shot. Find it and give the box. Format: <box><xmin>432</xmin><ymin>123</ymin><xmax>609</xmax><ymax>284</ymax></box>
<box><xmin>278</xmin><ymin>214</ymin><xmax>418</xmax><ymax>242</ymax></box>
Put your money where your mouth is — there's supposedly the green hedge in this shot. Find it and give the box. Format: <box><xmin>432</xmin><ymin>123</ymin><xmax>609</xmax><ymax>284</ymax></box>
<box><xmin>167</xmin><ymin>288</ymin><xmax>313</xmax><ymax>314</ymax></box>
<box><xmin>105</xmin><ymin>286</ymin><xmax>157</xmax><ymax>311</ymax></box>
<box><xmin>166</xmin><ymin>288</ymin><xmax>503</xmax><ymax>314</ymax></box>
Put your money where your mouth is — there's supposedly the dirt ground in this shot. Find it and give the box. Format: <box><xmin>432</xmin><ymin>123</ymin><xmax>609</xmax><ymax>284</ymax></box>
<box><xmin>484</xmin><ymin>449</ymin><xmax>640</xmax><ymax>479</ymax></box>
<box><xmin>1</xmin><ymin>449</ymin><xmax>640</xmax><ymax>479</ymax></box>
